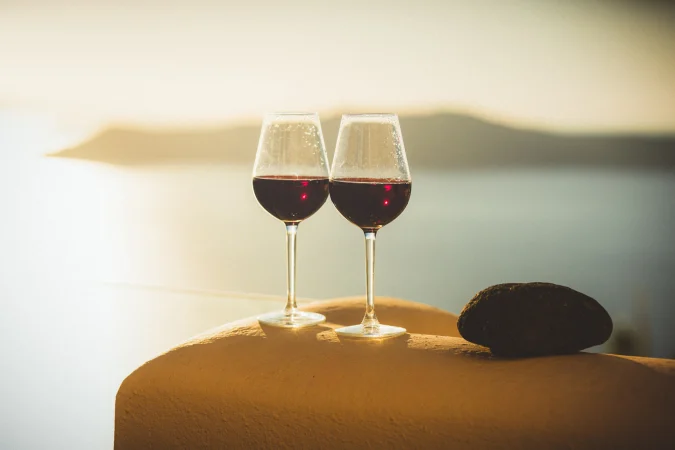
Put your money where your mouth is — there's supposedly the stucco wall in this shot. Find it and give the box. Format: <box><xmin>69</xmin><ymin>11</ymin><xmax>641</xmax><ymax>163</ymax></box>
<box><xmin>115</xmin><ymin>297</ymin><xmax>675</xmax><ymax>449</ymax></box>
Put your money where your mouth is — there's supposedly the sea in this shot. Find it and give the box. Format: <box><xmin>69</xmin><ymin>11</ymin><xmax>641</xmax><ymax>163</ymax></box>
<box><xmin>2</xmin><ymin>112</ymin><xmax>674</xmax><ymax>448</ymax></box>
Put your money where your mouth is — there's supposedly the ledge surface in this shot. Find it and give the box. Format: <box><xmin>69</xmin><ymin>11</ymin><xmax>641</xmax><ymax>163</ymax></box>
<box><xmin>115</xmin><ymin>297</ymin><xmax>675</xmax><ymax>449</ymax></box>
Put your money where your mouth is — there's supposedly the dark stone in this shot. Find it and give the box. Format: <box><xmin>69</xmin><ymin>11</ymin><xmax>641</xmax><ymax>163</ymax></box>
<box><xmin>457</xmin><ymin>283</ymin><xmax>613</xmax><ymax>357</ymax></box>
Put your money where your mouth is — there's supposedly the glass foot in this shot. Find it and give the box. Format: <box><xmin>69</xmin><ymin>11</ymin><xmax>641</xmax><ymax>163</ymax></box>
<box><xmin>335</xmin><ymin>324</ymin><xmax>407</xmax><ymax>339</ymax></box>
<box><xmin>258</xmin><ymin>310</ymin><xmax>326</xmax><ymax>328</ymax></box>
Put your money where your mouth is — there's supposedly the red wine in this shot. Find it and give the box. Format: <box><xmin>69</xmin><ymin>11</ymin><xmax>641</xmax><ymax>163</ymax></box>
<box><xmin>253</xmin><ymin>175</ymin><xmax>329</xmax><ymax>223</ymax></box>
<box><xmin>329</xmin><ymin>178</ymin><xmax>411</xmax><ymax>231</ymax></box>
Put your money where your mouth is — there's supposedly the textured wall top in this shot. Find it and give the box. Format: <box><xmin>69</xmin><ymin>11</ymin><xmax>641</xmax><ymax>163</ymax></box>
<box><xmin>116</xmin><ymin>297</ymin><xmax>675</xmax><ymax>450</ymax></box>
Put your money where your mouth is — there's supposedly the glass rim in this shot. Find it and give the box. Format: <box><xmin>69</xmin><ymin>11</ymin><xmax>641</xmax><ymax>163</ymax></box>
<box><xmin>265</xmin><ymin>111</ymin><xmax>319</xmax><ymax>116</ymax></box>
<box><xmin>342</xmin><ymin>113</ymin><xmax>397</xmax><ymax>117</ymax></box>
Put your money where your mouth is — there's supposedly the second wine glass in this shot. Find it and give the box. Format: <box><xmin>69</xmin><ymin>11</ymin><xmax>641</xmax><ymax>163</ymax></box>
<box><xmin>329</xmin><ymin>114</ymin><xmax>412</xmax><ymax>339</ymax></box>
<box><xmin>253</xmin><ymin>112</ymin><xmax>330</xmax><ymax>328</ymax></box>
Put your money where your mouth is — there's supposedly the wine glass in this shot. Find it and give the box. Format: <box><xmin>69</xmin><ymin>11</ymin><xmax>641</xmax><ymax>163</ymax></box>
<box><xmin>253</xmin><ymin>112</ymin><xmax>330</xmax><ymax>328</ymax></box>
<box><xmin>329</xmin><ymin>114</ymin><xmax>412</xmax><ymax>339</ymax></box>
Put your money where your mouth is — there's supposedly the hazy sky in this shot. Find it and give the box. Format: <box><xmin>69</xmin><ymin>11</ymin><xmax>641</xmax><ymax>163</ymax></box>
<box><xmin>1</xmin><ymin>0</ymin><xmax>674</xmax><ymax>132</ymax></box>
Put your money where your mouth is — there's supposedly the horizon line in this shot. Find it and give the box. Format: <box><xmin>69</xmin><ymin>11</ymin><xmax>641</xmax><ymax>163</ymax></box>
<box><xmin>78</xmin><ymin>107</ymin><xmax>675</xmax><ymax>140</ymax></box>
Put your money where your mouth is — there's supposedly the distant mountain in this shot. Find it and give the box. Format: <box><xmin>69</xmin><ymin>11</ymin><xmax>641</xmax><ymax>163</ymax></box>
<box><xmin>50</xmin><ymin>113</ymin><xmax>675</xmax><ymax>170</ymax></box>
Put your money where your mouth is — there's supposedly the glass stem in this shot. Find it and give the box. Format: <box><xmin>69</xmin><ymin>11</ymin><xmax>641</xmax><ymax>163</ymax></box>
<box><xmin>284</xmin><ymin>223</ymin><xmax>298</xmax><ymax>316</ymax></box>
<box><xmin>362</xmin><ymin>231</ymin><xmax>380</xmax><ymax>330</ymax></box>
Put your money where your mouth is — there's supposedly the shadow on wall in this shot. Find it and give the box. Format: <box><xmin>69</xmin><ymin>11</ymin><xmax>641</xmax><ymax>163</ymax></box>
<box><xmin>607</xmin><ymin>292</ymin><xmax>653</xmax><ymax>357</ymax></box>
